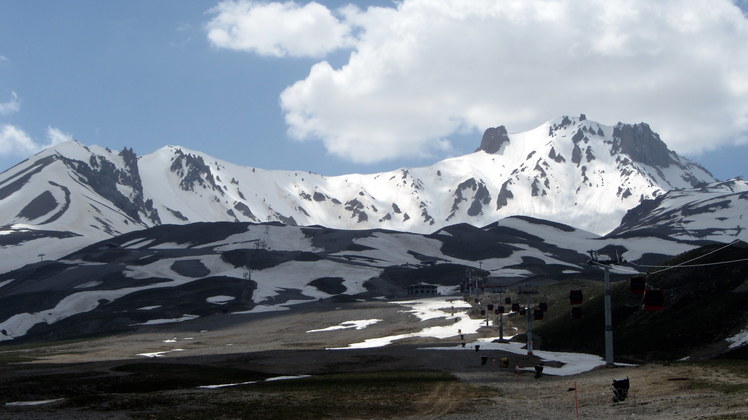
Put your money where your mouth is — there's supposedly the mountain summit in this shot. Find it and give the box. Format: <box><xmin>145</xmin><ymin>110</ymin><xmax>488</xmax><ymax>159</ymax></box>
<box><xmin>0</xmin><ymin>115</ymin><xmax>716</xmax><ymax>272</ymax></box>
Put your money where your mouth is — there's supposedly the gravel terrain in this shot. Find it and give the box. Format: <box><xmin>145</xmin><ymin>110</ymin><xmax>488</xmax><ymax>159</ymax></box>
<box><xmin>0</xmin><ymin>299</ymin><xmax>745</xmax><ymax>419</ymax></box>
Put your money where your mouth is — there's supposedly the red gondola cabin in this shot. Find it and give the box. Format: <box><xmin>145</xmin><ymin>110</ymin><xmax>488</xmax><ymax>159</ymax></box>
<box><xmin>533</xmin><ymin>309</ymin><xmax>544</xmax><ymax>320</ymax></box>
<box><xmin>571</xmin><ymin>307</ymin><xmax>583</xmax><ymax>319</ymax></box>
<box><xmin>642</xmin><ymin>288</ymin><xmax>665</xmax><ymax>311</ymax></box>
<box><xmin>569</xmin><ymin>289</ymin><xmax>583</xmax><ymax>305</ymax></box>
<box><xmin>630</xmin><ymin>276</ymin><xmax>646</xmax><ymax>294</ymax></box>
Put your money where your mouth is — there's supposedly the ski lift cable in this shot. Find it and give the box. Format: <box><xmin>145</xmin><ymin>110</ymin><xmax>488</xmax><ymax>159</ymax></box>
<box><xmin>631</xmin><ymin>256</ymin><xmax>748</xmax><ymax>271</ymax></box>
<box><xmin>629</xmin><ymin>239</ymin><xmax>744</xmax><ymax>274</ymax></box>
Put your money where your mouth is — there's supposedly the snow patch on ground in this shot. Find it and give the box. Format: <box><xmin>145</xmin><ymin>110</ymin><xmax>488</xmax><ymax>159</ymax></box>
<box><xmin>74</xmin><ymin>280</ymin><xmax>102</xmax><ymax>289</ymax></box>
<box><xmin>5</xmin><ymin>398</ymin><xmax>65</xmax><ymax>407</ymax></box>
<box><xmin>425</xmin><ymin>338</ymin><xmax>607</xmax><ymax>376</ymax></box>
<box><xmin>131</xmin><ymin>315</ymin><xmax>198</xmax><ymax>326</ymax></box>
<box><xmin>307</xmin><ymin>319</ymin><xmax>382</xmax><ymax>333</ymax></box>
<box><xmin>328</xmin><ymin>298</ymin><xmax>483</xmax><ymax>349</ymax></box>
<box><xmin>137</xmin><ymin>349</ymin><xmax>185</xmax><ymax>358</ymax></box>
<box><xmin>197</xmin><ymin>375</ymin><xmax>311</xmax><ymax>390</ymax></box>
<box><xmin>207</xmin><ymin>295</ymin><xmax>235</xmax><ymax>305</ymax></box>
<box><xmin>727</xmin><ymin>327</ymin><xmax>748</xmax><ymax>349</ymax></box>
<box><xmin>232</xmin><ymin>305</ymin><xmax>289</xmax><ymax>314</ymax></box>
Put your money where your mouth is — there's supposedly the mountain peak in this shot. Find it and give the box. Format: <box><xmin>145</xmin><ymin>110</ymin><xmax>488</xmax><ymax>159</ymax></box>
<box><xmin>476</xmin><ymin>125</ymin><xmax>510</xmax><ymax>154</ymax></box>
<box><xmin>0</xmin><ymin>114</ymin><xmax>721</xmax><ymax>274</ymax></box>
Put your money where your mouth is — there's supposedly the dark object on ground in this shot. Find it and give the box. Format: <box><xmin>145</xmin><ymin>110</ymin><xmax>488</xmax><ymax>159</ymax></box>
<box><xmin>612</xmin><ymin>377</ymin><xmax>630</xmax><ymax>402</ymax></box>
<box><xmin>534</xmin><ymin>364</ymin><xmax>544</xmax><ymax>378</ymax></box>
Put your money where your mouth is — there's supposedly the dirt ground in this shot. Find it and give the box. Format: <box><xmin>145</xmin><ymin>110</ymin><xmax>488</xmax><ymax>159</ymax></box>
<box><xmin>0</xmin><ymin>299</ymin><xmax>746</xmax><ymax>419</ymax></box>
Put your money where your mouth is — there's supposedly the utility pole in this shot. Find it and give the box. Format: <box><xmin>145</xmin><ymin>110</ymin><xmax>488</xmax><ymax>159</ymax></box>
<box><xmin>588</xmin><ymin>250</ymin><xmax>624</xmax><ymax>366</ymax></box>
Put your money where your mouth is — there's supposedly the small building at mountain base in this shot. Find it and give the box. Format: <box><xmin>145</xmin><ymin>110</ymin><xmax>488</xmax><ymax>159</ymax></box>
<box><xmin>408</xmin><ymin>282</ymin><xmax>438</xmax><ymax>296</ymax></box>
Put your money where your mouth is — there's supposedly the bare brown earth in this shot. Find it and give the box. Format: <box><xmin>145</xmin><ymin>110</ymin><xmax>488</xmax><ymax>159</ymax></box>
<box><xmin>0</xmin><ymin>299</ymin><xmax>746</xmax><ymax>419</ymax></box>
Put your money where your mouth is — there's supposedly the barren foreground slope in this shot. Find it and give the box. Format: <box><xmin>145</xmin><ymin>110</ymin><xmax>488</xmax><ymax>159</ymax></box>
<box><xmin>0</xmin><ymin>299</ymin><xmax>745</xmax><ymax>419</ymax></box>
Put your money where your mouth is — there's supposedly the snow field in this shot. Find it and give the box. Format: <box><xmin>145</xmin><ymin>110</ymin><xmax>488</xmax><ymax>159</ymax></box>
<box><xmin>307</xmin><ymin>319</ymin><xmax>383</xmax><ymax>333</ymax></box>
<box><xmin>249</xmin><ymin>259</ymin><xmax>379</xmax><ymax>303</ymax></box>
<box><xmin>327</xmin><ymin>298</ymin><xmax>485</xmax><ymax>350</ymax></box>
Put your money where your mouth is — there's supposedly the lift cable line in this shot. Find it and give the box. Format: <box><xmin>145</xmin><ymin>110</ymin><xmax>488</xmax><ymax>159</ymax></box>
<box><xmin>631</xmin><ymin>257</ymin><xmax>748</xmax><ymax>271</ymax></box>
<box><xmin>629</xmin><ymin>239</ymin><xmax>744</xmax><ymax>274</ymax></box>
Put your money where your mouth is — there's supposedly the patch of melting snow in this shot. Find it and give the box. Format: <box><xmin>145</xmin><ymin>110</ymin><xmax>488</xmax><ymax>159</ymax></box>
<box><xmin>74</xmin><ymin>280</ymin><xmax>102</xmax><ymax>289</ymax></box>
<box><xmin>307</xmin><ymin>319</ymin><xmax>382</xmax><ymax>333</ymax></box>
<box><xmin>137</xmin><ymin>305</ymin><xmax>161</xmax><ymax>311</ymax></box>
<box><xmin>727</xmin><ymin>327</ymin><xmax>748</xmax><ymax>349</ymax></box>
<box><xmin>423</xmin><ymin>338</ymin><xmax>611</xmax><ymax>376</ymax></box>
<box><xmin>232</xmin><ymin>305</ymin><xmax>289</xmax><ymax>314</ymax></box>
<box><xmin>198</xmin><ymin>380</ymin><xmax>257</xmax><ymax>389</ymax></box>
<box><xmin>265</xmin><ymin>375</ymin><xmax>311</xmax><ymax>382</ymax></box>
<box><xmin>137</xmin><ymin>349</ymin><xmax>185</xmax><ymax>358</ymax></box>
<box><xmin>328</xmin><ymin>298</ymin><xmax>483</xmax><ymax>349</ymax></box>
<box><xmin>5</xmin><ymin>398</ymin><xmax>65</xmax><ymax>406</ymax></box>
<box><xmin>198</xmin><ymin>375</ymin><xmax>311</xmax><ymax>389</ymax></box>
<box><xmin>131</xmin><ymin>314</ymin><xmax>198</xmax><ymax>325</ymax></box>
<box><xmin>207</xmin><ymin>295</ymin><xmax>235</xmax><ymax>305</ymax></box>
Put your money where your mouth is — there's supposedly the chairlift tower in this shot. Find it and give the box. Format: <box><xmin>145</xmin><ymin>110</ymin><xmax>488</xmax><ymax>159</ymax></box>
<box><xmin>588</xmin><ymin>250</ymin><xmax>624</xmax><ymax>366</ymax></box>
<box><xmin>496</xmin><ymin>289</ymin><xmax>507</xmax><ymax>341</ymax></box>
<box><xmin>518</xmin><ymin>284</ymin><xmax>539</xmax><ymax>355</ymax></box>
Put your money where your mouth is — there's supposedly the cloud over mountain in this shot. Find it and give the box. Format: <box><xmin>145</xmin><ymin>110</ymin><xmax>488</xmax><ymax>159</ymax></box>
<box><xmin>205</xmin><ymin>0</ymin><xmax>354</xmax><ymax>57</ymax></box>
<box><xmin>0</xmin><ymin>91</ymin><xmax>19</xmax><ymax>115</ymax></box>
<box><xmin>0</xmin><ymin>125</ymin><xmax>72</xmax><ymax>157</ymax></box>
<box><xmin>207</xmin><ymin>0</ymin><xmax>748</xmax><ymax>164</ymax></box>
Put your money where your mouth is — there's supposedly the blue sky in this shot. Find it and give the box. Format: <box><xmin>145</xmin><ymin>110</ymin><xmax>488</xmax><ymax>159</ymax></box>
<box><xmin>0</xmin><ymin>0</ymin><xmax>746</xmax><ymax>180</ymax></box>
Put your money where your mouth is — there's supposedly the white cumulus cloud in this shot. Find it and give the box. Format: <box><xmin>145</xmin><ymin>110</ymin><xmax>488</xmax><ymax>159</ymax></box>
<box><xmin>0</xmin><ymin>91</ymin><xmax>19</xmax><ymax>115</ymax></box>
<box><xmin>0</xmin><ymin>125</ymin><xmax>73</xmax><ymax>158</ymax></box>
<box><xmin>210</xmin><ymin>0</ymin><xmax>748</xmax><ymax>164</ymax></box>
<box><xmin>205</xmin><ymin>0</ymin><xmax>354</xmax><ymax>57</ymax></box>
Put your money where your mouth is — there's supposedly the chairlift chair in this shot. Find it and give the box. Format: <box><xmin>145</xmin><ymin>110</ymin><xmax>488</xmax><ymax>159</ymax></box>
<box><xmin>511</xmin><ymin>303</ymin><xmax>520</xmax><ymax>312</ymax></box>
<box><xmin>538</xmin><ymin>302</ymin><xmax>548</xmax><ymax>312</ymax></box>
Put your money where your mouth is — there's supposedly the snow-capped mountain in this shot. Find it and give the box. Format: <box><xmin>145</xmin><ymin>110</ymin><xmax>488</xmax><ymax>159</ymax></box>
<box><xmin>609</xmin><ymin>178</ymin><xmax>748</xmax><ymax>241</ymax></box>
<box><xmin>0</xmin><ymin>216</ymin><xmax>704</xmax><ymax>343</ymax></box>
<box><xmin>0</xmin><ymin>115</ymin><xmax>717</xmax><ymax>273</ymax></box>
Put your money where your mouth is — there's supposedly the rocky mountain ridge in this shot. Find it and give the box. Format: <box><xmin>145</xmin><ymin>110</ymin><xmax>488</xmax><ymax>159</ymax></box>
<box><xmin>0</xmin><ymin>115</ymin><xmax>719</xmax><ymax>273</ymax></box>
